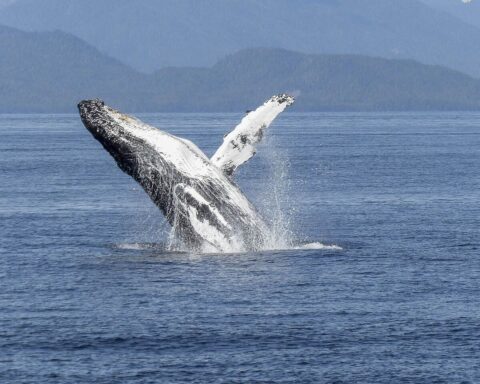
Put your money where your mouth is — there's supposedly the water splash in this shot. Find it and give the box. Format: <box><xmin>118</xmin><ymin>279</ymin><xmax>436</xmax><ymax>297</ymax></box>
<box><xmin>128</xmin><ymin>128</ymin><xmax>341</xmax><ymax>254</ymax></box>
<box><xmin>295</xmin><ymin>242</ymin><xmax>343</xmax><ymax>251</ymax></box>
<box><xmin>254</xmin><ymin>134</ymin><xmax>296</xmax><ymax>250</ymax></box>
<box><xmin>114</xmin><ymin>241</ymin><xmax>342</xmax><ymax>254</ymax></box>
<box><xmin>127</xmin><ymin>133</ymin><xmax>339</xmax><ymax>254</ymax></box>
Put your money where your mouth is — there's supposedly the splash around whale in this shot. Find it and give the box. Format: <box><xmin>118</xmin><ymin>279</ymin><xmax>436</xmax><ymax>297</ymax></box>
<box><xmin>79</xmin><ymin>95</ymin><xmax>297</xmax><ymax>253</ymax></box>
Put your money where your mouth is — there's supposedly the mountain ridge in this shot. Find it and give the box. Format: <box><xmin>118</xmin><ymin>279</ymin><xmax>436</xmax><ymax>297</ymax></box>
<box><xmin>1</xmin><ymin>0</ymin><xmax>480</xmax><ymax>77</ymax></box>
<box><xmin>2</xmin><ymin>25</ymin><xmax>480</xmax><ymax>113</ymax></box>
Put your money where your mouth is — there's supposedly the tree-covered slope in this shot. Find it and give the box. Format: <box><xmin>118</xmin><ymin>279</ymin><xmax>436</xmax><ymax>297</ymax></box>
<box><xmin>149</xmin><ymin>49</ymin><xmax>480</xmax><ymax>112</ymax></box>
<box><xmin>0</xmin><ymin>25</ymin><xmax>147</xmax><ymax>112</ymax></box>
<box><xmin>1</xmin><ymin>0</ymin><xmax>480</xmax><ymax>78</ymax></box>
<box><xmin>2</xmin><ymin>27</ymin><xmax>480</xmax><ymax>113</ymax></box>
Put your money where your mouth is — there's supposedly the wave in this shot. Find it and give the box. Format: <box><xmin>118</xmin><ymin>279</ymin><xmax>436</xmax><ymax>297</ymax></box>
<box><xmin>113</xmin><ymin>241</ymin><xmax>342</xmax><ymax>254</ymax></box>
<box><xmin>294</xmin><ymin>242</ymin><xmax>343</xmax><ymax>251</ymax></box>
<box><xmin>113</xmin><ymin>242</ymin><xmax>168</xmax><ymax>251</ymax></box>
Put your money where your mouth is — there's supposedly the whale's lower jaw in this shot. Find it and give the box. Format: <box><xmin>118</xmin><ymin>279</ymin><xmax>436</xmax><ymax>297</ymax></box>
<box><xmin>78</xmin><ymin>99</ymin><xmax>269</xmax><ymax>253</ymax></box>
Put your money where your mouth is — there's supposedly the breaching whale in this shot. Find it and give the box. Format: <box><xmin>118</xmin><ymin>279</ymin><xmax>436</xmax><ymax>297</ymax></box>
<box><xmin>78</xmin><ymin>94</ymin><xmax>294</xmax><ymax>253</ymax></box>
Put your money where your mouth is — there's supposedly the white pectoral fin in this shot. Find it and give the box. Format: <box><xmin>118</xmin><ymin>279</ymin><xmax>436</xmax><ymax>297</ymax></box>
<box><xmin>211</xmin><ymin>94</ymin><xmax>294</xmax><ymax>176</ymax></box>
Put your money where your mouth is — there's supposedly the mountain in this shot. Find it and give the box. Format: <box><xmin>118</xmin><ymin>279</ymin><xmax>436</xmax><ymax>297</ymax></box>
<box><xmin>149</xmin><ymin>48</ymin><xmax>480</xmax><ymax>112</ymax></box>
<box><xmin>0</xmin><ymin>25</ymin><xmax>148</xmax><ymax>112</ymax></box>
<box><xmin>2</xmin><ymin>25</ymin><xmax>480</xmax><ymax>113</ymax></box>
<box><xmin>1</xmin><ymin>0</ymin><xmax>480</xmax><ymax>78</ymax></box>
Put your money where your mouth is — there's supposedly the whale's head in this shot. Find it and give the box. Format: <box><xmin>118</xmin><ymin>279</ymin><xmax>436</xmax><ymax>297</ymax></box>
<box><xmin>78</xmin><ymin>99</ymin><xmax>144</xmax><ymax>171</ymax></box>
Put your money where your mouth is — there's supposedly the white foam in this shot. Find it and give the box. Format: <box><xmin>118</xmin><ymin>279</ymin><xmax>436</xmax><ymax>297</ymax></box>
<box><xmin>296</xmin><ymin>242</ymin><xmax>343</xmax><ymax>251</ymax></box>
<box><xmin>115</xmin><ymin>242</ymin><xmax>178</xmax><ymax>252</ymax></box>
<box><xmin>114</xmin><ymin>241</ymin><xmax>342</xmax><ymax>254</ymax></box>
<box><xmin>114</xmin><ymin>243</ymin><xmax>152</xmax><ymax>250</ymax></box>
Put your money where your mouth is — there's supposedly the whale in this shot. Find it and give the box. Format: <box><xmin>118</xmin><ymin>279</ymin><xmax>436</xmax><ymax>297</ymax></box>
<box><xmin>78</xmin><ymin>94</ymin><xmax>294</xmax><ymax>253</ymax></box>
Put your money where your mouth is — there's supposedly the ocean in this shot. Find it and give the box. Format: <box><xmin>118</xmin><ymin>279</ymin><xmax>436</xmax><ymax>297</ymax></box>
<box><xmin>1</xmin><ymin>112</ymin><xmax>479</xmax><ymax>383</ymax></box>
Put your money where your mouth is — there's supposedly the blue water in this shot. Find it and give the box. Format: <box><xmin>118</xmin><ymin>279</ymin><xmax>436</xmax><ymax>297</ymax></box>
<box><xmin>1</xmin><ymin>112</ymin><xmax>479</xmax><ymax>383</ymax></box>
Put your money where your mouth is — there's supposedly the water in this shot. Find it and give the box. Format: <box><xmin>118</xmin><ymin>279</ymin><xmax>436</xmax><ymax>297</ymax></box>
<box><xmin>1</xmin><ymin>112</ymin><xmax>479</xmax><ymax>383</ymax></box>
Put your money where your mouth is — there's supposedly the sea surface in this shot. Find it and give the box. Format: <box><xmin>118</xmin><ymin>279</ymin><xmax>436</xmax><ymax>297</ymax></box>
<box><xmin>0</xmin><ymin>112</ymin><xmax>479</xmax><ymax>383</ymax></box>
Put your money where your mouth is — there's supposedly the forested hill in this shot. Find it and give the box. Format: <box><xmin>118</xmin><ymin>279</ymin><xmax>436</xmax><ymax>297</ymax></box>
<box><xmin>149</xmin><ymin>49</ymin><xmax>480</xmax><ymax>112</ymax></box>
<box><xmin>2</xmin><ymin>0</ymin><xmax>480</xmax><ymax>78</ymax></box>
<box><xmin>0</xmin><ymin>25</ymin><xmax>147</xmax><ymax>112</ymax></box>
<box><xmin>1</xmin><ymin>26</ymin><xmax>480</xmax><ymax>113</ymax></box>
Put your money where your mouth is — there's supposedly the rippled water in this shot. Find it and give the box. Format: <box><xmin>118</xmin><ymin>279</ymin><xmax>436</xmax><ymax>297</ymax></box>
<box><xmin>1</xmin><ymin>112</ymin><xmax>479</xmax><ymax>383</ymax></box>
